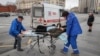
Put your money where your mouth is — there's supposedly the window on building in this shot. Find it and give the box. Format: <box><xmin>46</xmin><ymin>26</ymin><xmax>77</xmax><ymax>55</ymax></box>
<box><xmin>44</xmin><ymin>0</ymin><xmax>50</xmax><ymax>3</ymax></box>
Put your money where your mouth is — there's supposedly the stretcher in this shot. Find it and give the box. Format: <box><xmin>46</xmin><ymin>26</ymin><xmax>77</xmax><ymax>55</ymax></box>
<box><xmin>22</xmin><ymin>26</ymin><xmax>67</xmax><ymax>54</ymax></box>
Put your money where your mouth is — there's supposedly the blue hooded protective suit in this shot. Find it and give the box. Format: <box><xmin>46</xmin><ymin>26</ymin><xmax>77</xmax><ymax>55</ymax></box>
<box><xmin>9</xmin><ymin>18</ymin><xmax>26</xmax><ymax>37</ymax></box>
<box><xmin>63</xmin><ymin>12</ymin><xmax>82</xmax><ymax>54</ymax></box>
<box><xmin>66</xmin><ymin>12</ymin><xmax>82</xmax><ymax>36</ymax></box>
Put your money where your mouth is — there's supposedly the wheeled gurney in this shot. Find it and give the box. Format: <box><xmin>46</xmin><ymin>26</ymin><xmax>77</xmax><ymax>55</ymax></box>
<box><xmin>23</xmin><ymin>25</ymin><xmax>67</xmax><ymax>54</ymax></box>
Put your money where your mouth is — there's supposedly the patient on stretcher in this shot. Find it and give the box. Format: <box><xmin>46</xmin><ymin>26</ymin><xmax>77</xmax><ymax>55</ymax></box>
<box><xmin>23</xmin><ymin>25</ymin><xmax>65</xmax><ymax>38</ymax></box>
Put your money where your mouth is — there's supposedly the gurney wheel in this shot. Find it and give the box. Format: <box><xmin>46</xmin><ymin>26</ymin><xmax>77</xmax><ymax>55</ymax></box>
<box><xmin>52</xmin><ymin>45</ymin><xmax>56</xmax><ymax>50</ymax></box>
<box><xmin>48</xmin><ymin>45</ymin><xmax>56</xmax><ymax>50</ymax></box>
<box><xmin>48</xmin><ymin>45</ymin><xmax>56</xmax><ymax>55</ymax></box>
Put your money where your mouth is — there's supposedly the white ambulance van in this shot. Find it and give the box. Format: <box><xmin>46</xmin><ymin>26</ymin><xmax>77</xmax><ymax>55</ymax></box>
<box><xmin>31</xmin><ymin>3</ymin><xmax>66</xmax><ymax>28</ymax></box>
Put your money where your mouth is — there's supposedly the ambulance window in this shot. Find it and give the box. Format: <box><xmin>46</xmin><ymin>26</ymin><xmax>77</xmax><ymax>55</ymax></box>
<box><xmin>33</xmin><ymin>7</ymin><xmax>44</xmax><ymax>17</ymax></box>
<box><xmin>59</xmin><ymin>9</ymin><xmax>64</xmax><ymax>17</ymax></box>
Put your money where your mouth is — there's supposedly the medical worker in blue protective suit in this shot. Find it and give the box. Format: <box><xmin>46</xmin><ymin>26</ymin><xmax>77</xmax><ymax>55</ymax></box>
<box><xmin>9</xmin><ymin>16</ymin><xmax>26</xmax><ymax>51</ymax></box>
<box><xmin>61</xmin><ymin>11</ymin><xmax>82</xmax><ymax>56</ymax></box>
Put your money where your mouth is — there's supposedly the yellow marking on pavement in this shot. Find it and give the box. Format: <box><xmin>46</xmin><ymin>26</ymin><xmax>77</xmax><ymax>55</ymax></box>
<box><xmin>0</xmin><ymin>44</ymin><xmax>28</xmax><ymax>48</ymax></box>
<box><xmin>0</xmin><ymin>45</ymin><xmax>13</xmax><ymax>48</ymax></box>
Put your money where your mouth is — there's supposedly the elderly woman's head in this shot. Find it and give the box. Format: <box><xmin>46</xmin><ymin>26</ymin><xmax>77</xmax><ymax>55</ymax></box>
<box><xmin>89</xmin><ymin>12</ymin><xmax>94</xmax><ymax>16</ymax></box>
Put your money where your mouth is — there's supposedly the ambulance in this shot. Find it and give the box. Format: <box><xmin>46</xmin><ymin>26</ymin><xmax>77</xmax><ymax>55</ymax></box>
<box><xmin>31</xmin><ymin>3</ymin><xmax>66</xmax><ymax>28</ymax></box>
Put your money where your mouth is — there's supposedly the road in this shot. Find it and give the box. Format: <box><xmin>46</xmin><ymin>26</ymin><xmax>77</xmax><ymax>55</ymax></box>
<box><xmin>0</xmin><ymin>13</ymin><xmax>88</xmax><ymax>42</ymax></box>
<box><xmin>0</xmin><ymin>13</ymin><xmax>96</xmax><ymax>55</ymax></box>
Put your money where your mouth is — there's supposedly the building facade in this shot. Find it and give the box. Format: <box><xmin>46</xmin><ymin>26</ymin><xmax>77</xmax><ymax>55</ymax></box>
<box><xmin>79</xmin><ymin>0</ymin><xmax>98</xmax><ymax>13</ymax></box>
<box><xmin>16</xmin><ymin>0</ymin><xmax>65</xmax><ymax>13</ymax></box>
<box><xmin>70</xmin><ymin>7</ymin><xmax>79</xmax><ymax>12</ymax></box>
<box><xmin>0</xmin><ymin>4</ymin><xmax>16</xmax><ymax>12</ymax></box>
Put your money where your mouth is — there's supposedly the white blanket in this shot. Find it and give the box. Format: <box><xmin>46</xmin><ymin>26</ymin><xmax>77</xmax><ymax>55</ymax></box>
<box><xmin>23</xmin><ymin>30</ymin><xmax>43</xmax><ymax>37</ymax></box>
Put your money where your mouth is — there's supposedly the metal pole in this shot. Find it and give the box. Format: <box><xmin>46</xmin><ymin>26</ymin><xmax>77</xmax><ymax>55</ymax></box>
<box><xmin>85</xmin><ymin>0</ymin><xmax>88</xmax><ymax>13</ymax></box>
<box><xmin>86</xmin><ymin>0</ymin><xmax>87</xmax><ymax>13</ymax></box>
<box><xmin>31</xmin><ymin>3</ymin><xmax>34</xmax><ymax>29</ymax></box>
